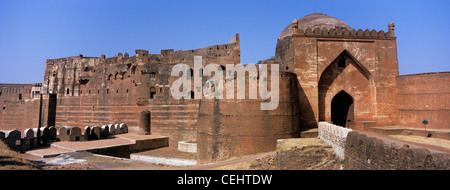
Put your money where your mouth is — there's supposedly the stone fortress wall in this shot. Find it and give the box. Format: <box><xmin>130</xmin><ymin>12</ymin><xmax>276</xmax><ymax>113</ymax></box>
<box><xmin>396</xmin><ymin>72</ymin><xmax>450</xmax><ymax>129</ymax></box>
<box><xmin>0</xmin><ymin>13</ymin><xmax>449</xmax><ymax>165</ymax></box>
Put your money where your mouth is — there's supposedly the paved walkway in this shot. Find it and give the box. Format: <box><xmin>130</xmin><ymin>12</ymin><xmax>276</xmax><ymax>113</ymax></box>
<box><xmin>26</xmin><ymin>133</ymin><xmax>168</xmax><ymax>158</ymax></box>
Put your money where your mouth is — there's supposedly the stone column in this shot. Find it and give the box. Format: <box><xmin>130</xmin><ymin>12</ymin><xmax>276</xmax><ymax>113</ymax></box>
<box><xmin>139</xmin><ymin>110</ymin><xmax>151</xmax><ymax>135</ymax></box>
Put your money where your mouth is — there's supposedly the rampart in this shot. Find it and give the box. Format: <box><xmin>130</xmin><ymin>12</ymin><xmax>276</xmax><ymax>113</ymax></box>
<box><xmin>396</xmin><ymin>72</ymin><xmax>450</xmax><ymax>129</ymax></box>
<box><xmin>345</xmin><ymin>131</ymin><xmax>450</xmax><ymax>170</ymax></box>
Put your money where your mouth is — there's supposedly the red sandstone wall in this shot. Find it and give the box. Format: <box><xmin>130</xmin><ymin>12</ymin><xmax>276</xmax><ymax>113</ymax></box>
<box><xmin>196</xmin><ymin>71</ymin><xmax>300</xmax><ymax>164</ymax></box>
<box><xmin>0</xmin><ymin>84</ymin><xmax>41</xmax><ymax>132</ymax></box>
<box><xmin>276</xmin><ymin>36</ymin><xmax>398</xmax><ymax>129</ymax></box>
<box><xmin>396</xmin><ymin>72</ymin><xmax>450</xmax><ymax>129</ymax></box>
<box><xmin>39</xmin><ymin>34</ymin><xmax>240</xmax><ymax>148</ymax></box>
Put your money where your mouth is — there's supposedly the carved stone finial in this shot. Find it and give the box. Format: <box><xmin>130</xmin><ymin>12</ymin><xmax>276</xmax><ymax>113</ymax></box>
<box><xmin>387</xmin><ymin>22</ymin><xmax>396</xmax><ymax>37</ymax></box>
<box><xmin>292</xmin><ymin>19</ymin><xmax>298</xmax><ymax>28</ymax></box>
<box><xmin>292</xmin><ymin>19</ymin><xmax>299</xmax><ymax>34</ymax></box>
<box><xmin>388</xmin><ymin>22</ymin><xmax>395</xmax><ymax>32</ymax></box>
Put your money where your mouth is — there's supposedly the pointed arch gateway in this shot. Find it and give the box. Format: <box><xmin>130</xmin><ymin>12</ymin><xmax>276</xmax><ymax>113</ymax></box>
<box><xmin>318</xmin><ymin>49</ymin><xmax>372</xmax><ymax>127</ymax></box>
<box><xmin>331</xmin><ymin>90</ymin><xmax>354</xmax><ymax>127</ymax></box>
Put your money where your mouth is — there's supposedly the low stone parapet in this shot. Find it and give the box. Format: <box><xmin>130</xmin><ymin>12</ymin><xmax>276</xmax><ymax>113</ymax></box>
<box><xmin>318</xmin><ymin>122</ymin><xmax>352</xmax><ymax>160</ymax></box>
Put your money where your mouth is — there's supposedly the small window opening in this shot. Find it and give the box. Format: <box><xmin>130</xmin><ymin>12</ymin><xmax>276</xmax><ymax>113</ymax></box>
<box><xmin>66</xmin><ymin>88</ymin><xmax>70</xmax><ymax>95</ymax></box>
<box><xmin>338</xmin><ymin>57</ymin><xmax>346</xmax><ymax>68</ymax></box>
<box><xmin>107</xmin><ymin>89</ymin><xmax>109</xmax><ymax>94</ymax></box>
<box><xmin>150</xmin><ymin>72</ymin><xmax>156</xmax><ymax>79</ymax></box>
<box><xmin>150</xmin><ymin>87</ymin><xmax>156</xmax><ymax>99</ymax></box>
<box><xmin>18</xmin><ymin>94</ymin><xmax>22</xmax><ymax>100</ymax></box>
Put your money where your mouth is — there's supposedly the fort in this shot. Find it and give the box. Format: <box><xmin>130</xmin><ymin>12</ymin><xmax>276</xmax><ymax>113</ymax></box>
<box><xmin>0</xmin><ymin>13</ymin><xmax>449</xmax><ymax>167</ymax></box>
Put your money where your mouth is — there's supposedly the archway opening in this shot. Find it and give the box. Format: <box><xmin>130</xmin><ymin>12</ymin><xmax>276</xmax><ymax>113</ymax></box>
<box><xmin>150</xmin><ymin>87</ymin><xmax>156</xmax><ymax>99</ymax></box>
<box><xmin>331</xmin><ymin>91</ymin><xmax>354</xmax><ymax>127</ymax></box>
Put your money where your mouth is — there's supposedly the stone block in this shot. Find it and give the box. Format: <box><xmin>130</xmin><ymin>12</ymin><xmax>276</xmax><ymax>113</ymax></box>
<box><xmin>91</xmin><ymin>126</ymin><xmax>102</xmax><ymax>140</ymax></box>
<box><xmin>108</xmin><ymin>124</ymin><xmax>115</xmax><ymax>135</ymax></box>
<box><xmin>58</xmin><ymin>126</ymin><xmax>70</xmax><ymax>141</ymax></box>
<box><xmin>69</xmin><ymin>126</ymin><xmax>82</xmax><ymax>141</ymax></box>
<box><xmin>0</xmin><ymin>130</ymin><xmax>22</xmax><ymax>152</ymax></box>
<box><xmin>100</xmin><ymin>125</ymin><xmax>109</xmax><ymax>139</ymax></box>
<box><xmin>40</xmin><ymin>126</ymin><xmax>51</xmax><ymax>144</ymax></box>
<box><xmin>82</xmin><ymin>126</ymin><xmax>90</xmax><ymax>141</ymax></box>
<box><xmin>23</xmin><ymin>128</ymin><xmax>36</xmax><ymax>150</ymax></box>
<box><xmin>119</xmin><ymin>123</ymin><xmax>128</xmax><ymax>134</ymax></box>
<box><xmin>48</xmin><ymin>126</ymin><xmax>57</xmax><ymax>141</ymax></box>
<box><xmin>114</xmin><ymin>123</ymin><xmax>121</xmax><ymax>134</ymax></box>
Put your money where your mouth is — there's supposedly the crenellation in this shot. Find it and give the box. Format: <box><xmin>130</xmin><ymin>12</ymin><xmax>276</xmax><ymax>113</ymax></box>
<box><xmin>289</xmin><ymin>26</ymin><xmax>395</xmax><ymax>39</ymax></box>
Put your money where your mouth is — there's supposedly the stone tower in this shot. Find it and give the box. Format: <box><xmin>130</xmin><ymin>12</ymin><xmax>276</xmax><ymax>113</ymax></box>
<box><xmin>276</xmin><ymin>13</ymin><xmax>399</xmax><ymax>130</ymax></box>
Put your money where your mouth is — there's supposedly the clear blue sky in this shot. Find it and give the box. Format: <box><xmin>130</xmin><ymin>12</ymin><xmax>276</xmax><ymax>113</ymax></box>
<box><xmin>0</xmin><ymin>0</ymin><xmax>449</xmax><ymax>83</ymax></box>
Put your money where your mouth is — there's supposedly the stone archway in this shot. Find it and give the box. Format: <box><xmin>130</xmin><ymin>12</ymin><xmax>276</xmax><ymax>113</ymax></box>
<box><xmin>318</xmin><ymin>49</ymin><xmax>372</xmax><ymax>125</ymax></box>
<box><xmin>331</xmin><ymin>91</ymin><xmax>354</xmax><ymax>127</ymax></box>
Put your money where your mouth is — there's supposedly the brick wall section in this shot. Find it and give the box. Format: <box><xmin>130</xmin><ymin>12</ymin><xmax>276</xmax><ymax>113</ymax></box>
<box><xmin>318</xmin><ymin>122</ymin><xmax>352</xmax><ymax>159</ymax></box>
<box><xmin>345</xmin><ymin>131</ymin><xmax>450</xmax><ymax>170</ymax></box>
<box><xmin>396</xmin><ymin>72</ymin><xmax>450</xmax><ymax>129</ymax></box>
<box><xmin>0</xmin><ymin>84</ymin><xmax>42</xmax><ymax>132</ymax></box>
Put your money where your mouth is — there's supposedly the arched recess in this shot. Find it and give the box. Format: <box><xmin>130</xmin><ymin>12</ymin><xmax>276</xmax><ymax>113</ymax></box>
<box><xmin>318</xmin><ymin>50</ymin><xmax>372</xmax><ymax>122</ymax></box>
<box><xmin>331</xmin><ymin>90</ymin><xmax>354</xmax><ymax>127</ymax></box>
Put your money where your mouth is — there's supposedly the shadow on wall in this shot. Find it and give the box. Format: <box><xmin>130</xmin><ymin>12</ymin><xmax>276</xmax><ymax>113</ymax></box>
<box><xmin>298</xmin><ymin>83</ymin><xmax>317</xmax><ymax>131</ymax></box>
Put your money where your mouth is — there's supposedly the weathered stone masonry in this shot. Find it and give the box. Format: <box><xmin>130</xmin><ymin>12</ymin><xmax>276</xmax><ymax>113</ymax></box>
<box><xmin>0</xmin><ymin>13</ymin><xmax>449</xmax><ymax>165</ymax></box>
<box><xmin>345</xmin><ymin>131</ymin><xmax>450</xmax><ymax>170</ymax></box>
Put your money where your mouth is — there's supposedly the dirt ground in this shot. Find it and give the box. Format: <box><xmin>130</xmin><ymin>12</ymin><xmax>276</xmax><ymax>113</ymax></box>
<box><xmin>0</xmin><ymin>141</ymin><xmax>39</xmax><ymax>170</ymax></box>
<box><xmin>389</xmin><ymin>135</ymin><xmax>450</xmax><ymax>150</ymax></box>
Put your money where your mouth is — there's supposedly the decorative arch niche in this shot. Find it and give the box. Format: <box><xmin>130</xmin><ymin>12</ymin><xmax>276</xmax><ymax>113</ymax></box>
<box><xmin>318</xmin><ymin>50</ymin><xmax>375</xmax><ymax>127</ymax></box>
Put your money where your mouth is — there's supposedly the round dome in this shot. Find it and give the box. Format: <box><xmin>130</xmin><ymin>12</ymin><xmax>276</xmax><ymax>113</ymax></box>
<box><xmin>279</xmin><ymin>13</ymin><xmax>352</xmax><ymax>40</ymax></box>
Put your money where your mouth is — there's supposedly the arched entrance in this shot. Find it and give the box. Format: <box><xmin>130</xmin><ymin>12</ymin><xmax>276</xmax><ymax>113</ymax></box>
<box><xmin>331</xmin><ymin>91</ymin><xmax>354</xmax><ymax>127</ymax></box>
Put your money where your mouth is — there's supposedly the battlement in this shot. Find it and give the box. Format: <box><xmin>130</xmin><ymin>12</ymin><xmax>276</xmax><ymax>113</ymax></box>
<box><xmin>291</xmin><ymin>27</ymin><xmax>395</xmax><ymax>40</ymax></box>
<box><xmin>284</xmin><ymin>20</ymin><xmax>396</xmax><ymax>40</ymax></box>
